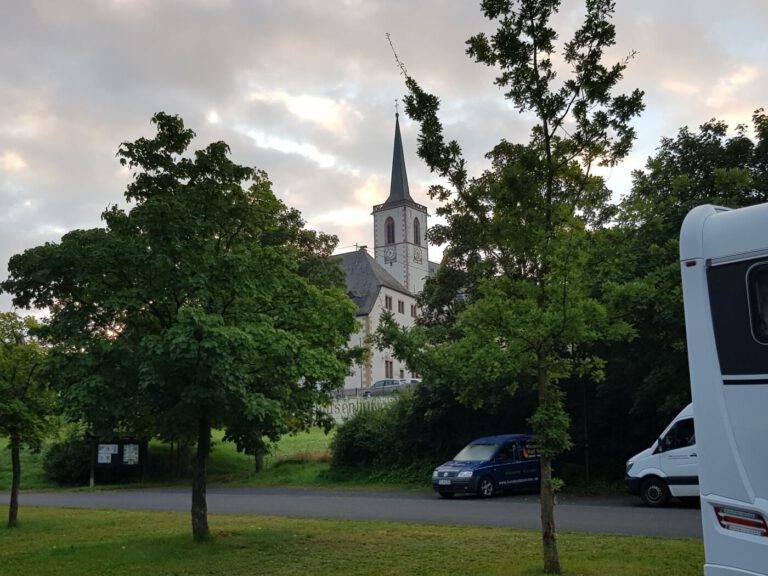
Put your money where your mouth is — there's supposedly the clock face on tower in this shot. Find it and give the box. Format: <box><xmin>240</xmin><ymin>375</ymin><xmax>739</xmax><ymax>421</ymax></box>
<box><xmin>413</xmin><ymin>247</ymin><xmax>423</xmax><ymax>264</ymax></box>
<box><xmin>385</xmin><ymin>247</ymin><xmax>395</xmax><ymax>261</ymax></box>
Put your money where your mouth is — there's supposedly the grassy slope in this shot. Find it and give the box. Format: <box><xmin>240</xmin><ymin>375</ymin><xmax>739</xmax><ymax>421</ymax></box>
<box><xmin>0</xmin><ymin>428</ymin><xmax>337</xmax><ymax>491</ymax></box>
<box><xmin>0</xmin><ymin>506</ymin><xmax>703</xmax><ymax>576</ymax></box>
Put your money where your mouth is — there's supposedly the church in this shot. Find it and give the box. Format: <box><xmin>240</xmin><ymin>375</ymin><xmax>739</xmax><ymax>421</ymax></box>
<box><xmin>336</xmin><ymin>114</ymin><xmax>438</xmax><ymax>392</ymax></box>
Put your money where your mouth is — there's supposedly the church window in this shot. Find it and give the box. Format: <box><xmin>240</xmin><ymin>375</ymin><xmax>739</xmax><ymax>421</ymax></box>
<box><xmin>413</xmin><ymin>218</ymin><xmax>421</xmax><ymax>246</ymax></box>
<box><xmin>398</xmin><ymin>300</ymin><xmax>405</xmax><ymax>314</ymax></box>
<box><xmin>385</xmin><ymin>217</ymin><xmax>395</xmax><ymax>244</ymax></box>
<box><xmin>385</xmin><ymin>295</ymin><xmax>393</xmax><ymax>310</ymax></box>
<box><xmin>385</xmin><ymin>360</ymin><xmax>393</xmax><ymax>378</ymax></box>
<box><xmin>410</xmin><ymin>304</ymin><xmax>418</xmax><ymax>318</ymax></box>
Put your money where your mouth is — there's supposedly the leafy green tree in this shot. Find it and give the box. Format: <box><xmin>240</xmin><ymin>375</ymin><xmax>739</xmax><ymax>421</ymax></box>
<box><xmin>0</xmin><ymin>312</ymin><xmax>55</xmax><ymax>528</ymax></box>
<box><xmin>385</xmin><ymin>1</ymin><xmax>643</xmax><ymax>571</ymax></box>
<box><xmin>1</xmin><ymin>113</ymin><xmax>358</xmax><ymax>540</ymax></box>
<box><xmin>595</xmin><ymin>112</ymin><xmax>768</xmax><ymax>433</ymax></box>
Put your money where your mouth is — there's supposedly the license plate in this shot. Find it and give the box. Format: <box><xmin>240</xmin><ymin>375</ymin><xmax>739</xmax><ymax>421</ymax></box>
<box><xmin>438</xmin><ymin>479</ymin><xmax>451</xmax><ymax>485</ymax></box>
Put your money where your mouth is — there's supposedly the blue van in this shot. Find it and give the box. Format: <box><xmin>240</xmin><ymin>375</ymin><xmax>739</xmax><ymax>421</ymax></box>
<box><xmin>432</xmin><ymin>434</ymin><xmax>540</xmax><ymax>498</ymax></box>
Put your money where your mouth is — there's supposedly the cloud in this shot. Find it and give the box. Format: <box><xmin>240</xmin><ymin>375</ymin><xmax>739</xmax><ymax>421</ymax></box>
<box><xmin>706</xmin><ymin>66</ymin><xmax>759</xmax><ymax>108</ymax></box>
<box><xmin>247</xmin><ymin>90</ymin><xmax>358</xmax><ymax>134</ymax></box>
<box><xmin>662</xmin><ymin>81</ymin><xmax>700</xmax><ymax>96</ymax></box>
<box><xmin>4</xmin><ymin>0</ymin><xmax>768</xmax><ymax>314</ymax></box>
<box><xmin>237</xmin><ymin>127</ymin><xmax>337</xmax><ymax>169</ymax></box>
<box><xmin>0</xmin><ymin>151</ymin><xmax>28</xmax><ymax>172</ymax></box>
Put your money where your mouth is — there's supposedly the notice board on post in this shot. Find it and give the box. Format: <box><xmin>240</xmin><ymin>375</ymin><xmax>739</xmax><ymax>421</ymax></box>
<box><xmin>91</xmin><ymin>438</ymin><xmax>148</xmax><ymax>485</ymax></box>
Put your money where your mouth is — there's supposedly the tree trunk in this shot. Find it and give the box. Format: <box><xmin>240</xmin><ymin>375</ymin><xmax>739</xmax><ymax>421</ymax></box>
<box><xmin>8</xmin><ymin>440</ymin><xmax>20</xmax><ymax>528</ymax></box>
<box><xmin>191</xmin><ymin>417</ymin><xmax>211</xmax><ymax>541</ymax></box>
<box><xmin>538</xmin><ymin>363</ymin><xmax>561</xmax><ymax>575</ymax></box>
<box><xmin>254</xmin><ymin>448</ymin><xmax>265</xmax><ymax>473</ymax></box>
<box><xmin>540</xmin><ymin>454</ymin><xmax>560</xmax><ymax>574</ymax></box>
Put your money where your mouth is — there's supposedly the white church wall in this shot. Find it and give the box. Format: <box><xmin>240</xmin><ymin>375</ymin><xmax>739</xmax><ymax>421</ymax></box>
<box><xmin>342</xmin><ymin>286</ymin><xmax>419</xmax><ymax>392</ymax></box>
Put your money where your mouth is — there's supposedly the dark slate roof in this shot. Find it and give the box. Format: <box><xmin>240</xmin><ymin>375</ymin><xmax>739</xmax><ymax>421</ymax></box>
<box><xmin>384</xmin><ymin>114</ymin><xmax>414</xmax><ymax>204</ymax></box>
<box><xmin>335</xmin><ymin>249</ymin><xmax>411</xmax><ymax>315</ymax></box>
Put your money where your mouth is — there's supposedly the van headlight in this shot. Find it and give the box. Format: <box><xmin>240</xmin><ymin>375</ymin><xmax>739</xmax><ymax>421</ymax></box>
<box><xmin>457</xmin><ymin>470</ymin><xmax>473</xmax><ymax>478</ymax></box>
<box><xmin>432</xmin><ymin>470</ymin><xmax>439</xmax><ymax>478</ymax></box>
<box><xmin>625</xmin><ymin>460</ymin><xmax>633</xmax><ymax>475</ymax></box>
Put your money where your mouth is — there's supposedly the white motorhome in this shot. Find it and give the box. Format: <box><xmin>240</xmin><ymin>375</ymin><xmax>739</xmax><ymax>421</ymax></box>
<box><xmin>625</xmin><ymin>403</ymin><xmax>698</xmax><ymax>507</ymax></box>
<box><xmin>681</xmin><ymin>203</ymin><xmax>768</xmax><ymax>576</ymax></box>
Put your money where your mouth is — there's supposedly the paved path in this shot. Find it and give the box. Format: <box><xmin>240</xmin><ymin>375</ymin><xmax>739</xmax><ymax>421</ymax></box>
<box><xmin>6</xmin><ymin>487</ymin><xmax>703</xmax><ymax>538</ymax></box>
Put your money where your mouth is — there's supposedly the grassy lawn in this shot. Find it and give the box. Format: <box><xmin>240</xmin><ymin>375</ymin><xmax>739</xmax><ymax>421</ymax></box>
<box><xmin>0</xmin><ymin>428</ymin><xmax>339</xmax><ymax>491</ymax></box>
<box><xmin>0</xmin><ymin>506</ymin><xmax>703</xmax><ymax>575</ymax></box>
<box><xmin>205</xmin><ymin>427</ymin><xmax>337</xmax><ymax>487</ymax></box>
<box><xmin>0</xmin><ymin>444</ymin><xmax>54</xmax><ymax>490</ymax></box>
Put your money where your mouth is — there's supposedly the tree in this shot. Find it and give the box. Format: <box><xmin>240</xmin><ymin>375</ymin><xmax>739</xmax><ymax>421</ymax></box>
<box><xmin>1</xmin><ymin>113</ymin><xmax>359</xmax><ymax>540</ymax></box>
<box><xmin>0</xmin><ymin>312</ymin><xmax>55</xmax><ymax>528</ymax></box>
<box><xmin>593</xmin><ymin>111</ymin><xmax>768</xmax><ymax>441</ymax></box>
<box><xmin>384</xmin><ymin>1</ymin><xmax>643</xmax><ymax>572</ymax></box>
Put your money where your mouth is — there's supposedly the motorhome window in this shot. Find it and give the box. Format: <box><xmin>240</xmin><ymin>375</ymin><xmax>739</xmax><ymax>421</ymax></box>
<box><xmin>748</xmin><ymin>263</ymin><xmax>768</xmax><ymax>343</ymax></box>
<box><xmin>661</xmin><ymin>418</ymin><xmax>695</xmax><ymax>451</ymax></box>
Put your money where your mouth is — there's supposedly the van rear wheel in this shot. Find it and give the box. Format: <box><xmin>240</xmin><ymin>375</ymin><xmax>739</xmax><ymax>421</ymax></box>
<box><xmin>477</xmin><ymin>476</ymin><xmax>496</xmax><ymax>498</ymax></box>
<box><xmin>640</xmin><ymin>477</ymin><xmax>670</xmax><ymax>507</ymax></box>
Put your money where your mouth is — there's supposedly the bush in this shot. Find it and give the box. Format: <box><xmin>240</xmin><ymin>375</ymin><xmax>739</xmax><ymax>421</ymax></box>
<box><xmin>330</xmin><ymin>406</ymin><xmax>391</xmax><ymax>468</ymax></box>
<box><xmin>330</xmin><ymin>383</ymin><xmax>537</xmax><ymax>481</ymax></box>
<box><xmin>43</xmin><ymin>438</ymin><xmax>91</xmax><ymax>485</ymax></box>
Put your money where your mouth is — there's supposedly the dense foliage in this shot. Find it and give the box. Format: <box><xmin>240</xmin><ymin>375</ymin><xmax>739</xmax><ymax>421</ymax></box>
<box><xmin>42</xmin><ymin>438</ymin><xmax>91</xmax><ymax>485</ymax></box>
<box><xmin>335</xmin><ymin>111</ymin><xmax>768</xmax><ymax>497</ymax></box>
<box><xmin>330</xmin><ymin>386</ymin><xmax>537</xmax><ymax>481</ymax></box>
<box><xmin>1</xmin><ymin>113</ymin><xmax>359</xmax><ymax>540</ymax></box>
<box><xmin>0</xmin><ymin>312</ymin><xmax>55</xmax><ymax>527</ymax></box>
<box><xmin>385</xmin><ymin>1</ymin><xmax>643</xmax><ymax>571</ymax></box>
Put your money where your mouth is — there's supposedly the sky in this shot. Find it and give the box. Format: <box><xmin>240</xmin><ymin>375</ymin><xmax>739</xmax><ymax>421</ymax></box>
<box><xmin>2</xmin><ymin>0</ymin><xmax>768</xmax><ymax>313</ymax></box>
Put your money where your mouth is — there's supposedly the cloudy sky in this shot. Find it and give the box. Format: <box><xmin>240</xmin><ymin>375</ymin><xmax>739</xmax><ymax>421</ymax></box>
<box><xmin>2</xmin><ymin>0</ymin><xmax>768</xmax><ymax>312</ymax></box>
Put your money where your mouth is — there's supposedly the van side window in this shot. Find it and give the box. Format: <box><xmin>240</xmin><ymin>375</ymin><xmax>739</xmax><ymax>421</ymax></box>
<box><xmin>661</xmin><ymin>418</ymin><xmax>695</xmax><ymax>451</ymax></box>
<box><xmin>522</xmin><ymin>442</ymin><xmax>540</xmax><ymax>459</ymax></box>
<box><xmin>748</xmin><ymin>263</ymin><xmax>768</xmax><ymax>344</ymax></box>
<box><xmin>495</xmin><ymin>443</ymin><xmax>517</xmax><ymax>461</ymax></box>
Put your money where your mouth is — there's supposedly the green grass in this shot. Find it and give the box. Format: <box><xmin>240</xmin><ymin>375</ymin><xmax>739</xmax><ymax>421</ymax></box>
<box><xmin>206</xmin><ymin>427</ymin><xmax>335</xmax><ymax>486</ymax></box>
<box><xmin>0</xmin><ymin>444</ymin><xmax>56</xmax><ymax>490</ymax></box>
<box><xmin>0</xmin><ymin>428</ymin><xmax>338</xmax><ymax>491</ymax></box>
<box><xmin>0</xmin><ymin>506</ymin><xmax>703</xmax><ymax>575</ymax></box>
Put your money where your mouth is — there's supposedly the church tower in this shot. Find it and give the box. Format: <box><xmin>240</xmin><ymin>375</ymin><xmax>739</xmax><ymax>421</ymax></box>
<box><xmin>373</xmin><ymin>113</ymin><xmax>429</xmax><ymax>294</ymax></box>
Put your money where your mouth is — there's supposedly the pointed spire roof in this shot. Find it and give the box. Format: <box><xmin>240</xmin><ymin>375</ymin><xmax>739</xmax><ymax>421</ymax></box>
<box><xmin>384</xmin><ymin>113</ymin><xmax>413</xmax><ymax>204</ymax></box>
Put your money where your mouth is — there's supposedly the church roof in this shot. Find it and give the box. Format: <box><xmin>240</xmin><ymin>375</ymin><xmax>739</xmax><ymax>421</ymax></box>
<box><xmin>335</xmin><ymin>248</ymin><xmax>411</xmax><ymax>316</ymax></box>
<box><xmin>384</xmin><ymin>114</ymin><xmax>414</xmax><ymax>205</ymax></box>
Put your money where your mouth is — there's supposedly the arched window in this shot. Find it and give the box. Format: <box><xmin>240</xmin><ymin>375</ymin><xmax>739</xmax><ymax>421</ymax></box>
<box><xmin>385</xmin><ymin>217</ymin><xmax>395</xmax><ymax>244</ymax></box>
<box><xmin>413</xmin><ymin>218</ymin><xmax>421</xmax><ymax>246</ymax></box>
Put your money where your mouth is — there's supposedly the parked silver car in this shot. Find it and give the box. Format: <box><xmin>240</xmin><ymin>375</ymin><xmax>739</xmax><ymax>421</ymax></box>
<box><xmin>363</xmin><ymin>378</ymin><xmax>408</xmax><ymax>397</ymax></box>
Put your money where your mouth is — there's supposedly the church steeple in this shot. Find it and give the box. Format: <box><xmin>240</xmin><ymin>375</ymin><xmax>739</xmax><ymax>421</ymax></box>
<box><xmin>385</xmin><ymin>113</ymin><xmax>413</xmax><ymax>204</ymax></box>
<box><xmin>373</xmin><ymin>112</ymin><xmax>430</xmax><ymax>295</ymax></box>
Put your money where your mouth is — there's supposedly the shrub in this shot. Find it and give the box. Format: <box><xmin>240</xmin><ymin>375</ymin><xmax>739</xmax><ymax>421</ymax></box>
<box><xmin>43</xmin><ymin>438</ymin><xmax>91</xmax><ymax>485</ymax></box>
<box><xmin>330</xmin><ymin>382</ymin><xmax>538</xmax><ymax>481</ymax></box>
<box><xmin>330</xmin><ymin>406</ymin><xmax>391</xmax><ymax>468</ymax></box>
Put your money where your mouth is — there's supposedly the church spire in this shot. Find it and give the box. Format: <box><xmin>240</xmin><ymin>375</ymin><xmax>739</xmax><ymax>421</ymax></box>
<box><xmin>385</xmin><ymin>113</ymin><xmax>413</xmax><ymax>204</ymax></box>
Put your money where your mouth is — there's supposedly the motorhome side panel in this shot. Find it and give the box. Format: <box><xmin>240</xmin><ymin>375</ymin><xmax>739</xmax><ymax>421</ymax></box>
<box><xmin>681</xmin><ymin>203</ymin><xmax>768</xmax><ymax>576</ymax></box>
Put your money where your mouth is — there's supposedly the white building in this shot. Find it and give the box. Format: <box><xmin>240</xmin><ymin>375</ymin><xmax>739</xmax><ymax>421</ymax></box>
<box><xmin>338</xmin><ymin>114</ymin><xmax>438</xmax><ymax>391</ymax></box>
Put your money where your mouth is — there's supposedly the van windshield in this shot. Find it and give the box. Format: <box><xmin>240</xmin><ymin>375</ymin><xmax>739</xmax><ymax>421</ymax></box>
<box><xmin>453</xmin><ymin>443</ymin><xmax>498</xmax><ymax>462</ymax></box>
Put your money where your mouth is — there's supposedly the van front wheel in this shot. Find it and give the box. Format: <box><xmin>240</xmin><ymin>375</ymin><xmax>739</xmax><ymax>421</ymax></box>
<box><xmin>640</xmin><ymin>477</ymin><xmax>670</xmax><ymax>507</ymax></box>
<box><xmin>477</xmin><ymin>476</ymin><xmax>495</xmax><ymax>498</ymax></box>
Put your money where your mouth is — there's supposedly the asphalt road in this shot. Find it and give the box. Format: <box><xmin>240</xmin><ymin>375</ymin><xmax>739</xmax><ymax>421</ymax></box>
<box><xmin>7</xmin><ymin>487</ymin><xmax>703</xmax><ymax>538</ymax></box>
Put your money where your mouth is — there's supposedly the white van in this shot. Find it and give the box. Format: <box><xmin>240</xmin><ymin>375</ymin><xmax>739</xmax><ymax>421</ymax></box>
<box><xmin>625</xmin><ymin>403</ymin><xmax>698</xmax><ymax>507</ymax></box>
